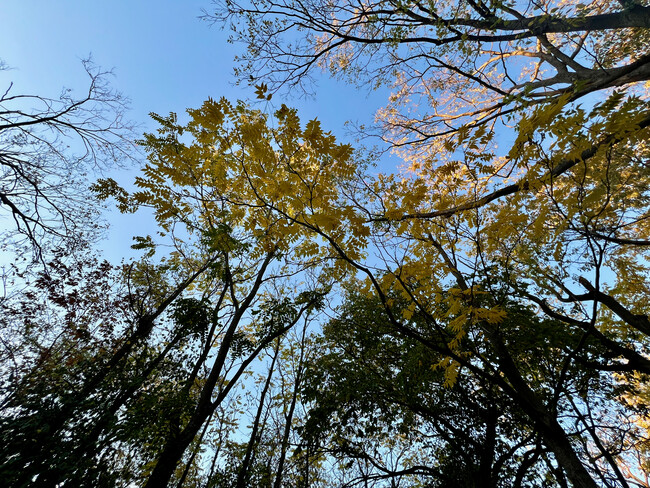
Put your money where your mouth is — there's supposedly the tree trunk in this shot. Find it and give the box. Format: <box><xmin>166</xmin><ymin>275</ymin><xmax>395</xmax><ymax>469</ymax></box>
<box><xmin>235</xmin><ymin>340</ymin><xmax>280</xmax><ymax>488</ymax></box>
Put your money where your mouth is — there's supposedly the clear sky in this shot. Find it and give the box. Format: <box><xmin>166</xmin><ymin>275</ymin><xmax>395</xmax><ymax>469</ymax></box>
<box><xmin>1</xmin><ymin>1</ymin><xmax>390</xmax><ymax>260</ymax></box>
<box><xmin>1</xmin><ymin>0</ymin><xmax>386</xmax><ymax>134</ymax></box>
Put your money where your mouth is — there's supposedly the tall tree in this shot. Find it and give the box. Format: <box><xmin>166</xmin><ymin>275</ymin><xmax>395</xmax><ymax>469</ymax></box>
<box><xmin>0</xmin><ymin>58</ymin><xmax>134</xmax><ymax>261</ymax></box>
<box><xmin>211</xmin><ymin>0</ymin><xmax>650</xmax><ymax>141</ymax></box>
<box><xmin>95</xmin><ymin>97</ymin><xmax>357</xmax><ymax>487</ymax></box>
<box><xmin>300</xmin><ymin>286</ymin><xmax>635</xmax><ymax>487</ymax></box>
<box><xmin>208</xmin><ymin>2</ymin><xmax>650</xmax><ymax>485</ymax></box>
<box><xmin>0</xmin><ymin>248</ymin><xmax>220</xmax><ymax>487</ymax></box>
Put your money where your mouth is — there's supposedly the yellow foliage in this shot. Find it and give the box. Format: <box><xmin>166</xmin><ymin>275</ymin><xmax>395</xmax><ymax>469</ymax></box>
<box><xmin>126</xmin><ymin>98</ymin><xmax>367</xmax><ymax>288</ymax></box>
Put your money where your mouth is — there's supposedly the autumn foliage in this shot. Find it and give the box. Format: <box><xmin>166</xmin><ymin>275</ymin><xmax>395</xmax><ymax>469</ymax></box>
<box><xmin>2</xmin><ymin>0</ymin><xmax>650</xmax><ymax>487</ymax></box>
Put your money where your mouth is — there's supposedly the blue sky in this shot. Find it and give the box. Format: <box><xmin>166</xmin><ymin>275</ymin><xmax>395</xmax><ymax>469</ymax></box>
<box><xmin>1</xmin><ymin>1</ymin><xmax>390</xmax><ymax>260</ymax></box>
<box><xmin>1</xmin><ymin>1</ymin><xmax>384</xmax><ymax>134</ymax></box>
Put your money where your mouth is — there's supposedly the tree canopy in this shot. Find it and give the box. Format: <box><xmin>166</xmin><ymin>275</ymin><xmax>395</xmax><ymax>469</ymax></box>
<box><xmin>2</xmin><ymin>0</ymin><xmax>650</xmax><ymax>486</ymax></box>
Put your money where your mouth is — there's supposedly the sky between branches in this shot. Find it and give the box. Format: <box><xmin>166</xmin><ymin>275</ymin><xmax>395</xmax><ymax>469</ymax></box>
<box><xmin>0</xmin><ymin>0</ymin><xmax>392</xmax><ymax>260</ymax></box>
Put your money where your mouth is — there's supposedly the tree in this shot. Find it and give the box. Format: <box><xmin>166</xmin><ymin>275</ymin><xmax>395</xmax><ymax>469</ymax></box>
<box><xmin>93</xmin><ymin>97</ymin><xmax>360</xmax><ymax>487</ymax></box>
<box><xmin>4</xmin><ymin>57</ymin><xmax>650</xmax><ymax>487</ymax></box>
<box><xmin>0</xmin><ymin>247</ymin><xmax>219</xmax><ymax>487</ymax></box>
<box><xmin>211</xmin><ymin>0</ymin><xmax>650</xmax><ymax>143</ymax></box>
<box><xmin>0</xmin><ymin>93</ymin><xmax>362</xmax><ymax>487</ymax></box>
<box><xmin>178</xmin><ymin>100</ymin><xmax>650</xmax><ymax>486</ymax></box>
<box><xmin>0</xmin><ymin>58</ymin><xmax>135</xmax><ymax>261</ymax></box>
<box><xmin>300</xmin><ymin>285</ymin><xmax>641</xmax><ymax>487</ymax></box>
<box><xmin>220</xmin><ymin>321</ymin><xmax>318</xmax><ymax>488</ymax></box>
<box><xmin>202</xmin><ymin>1</ymin><xmax>650</xmax><ymax>485</ymax></box>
